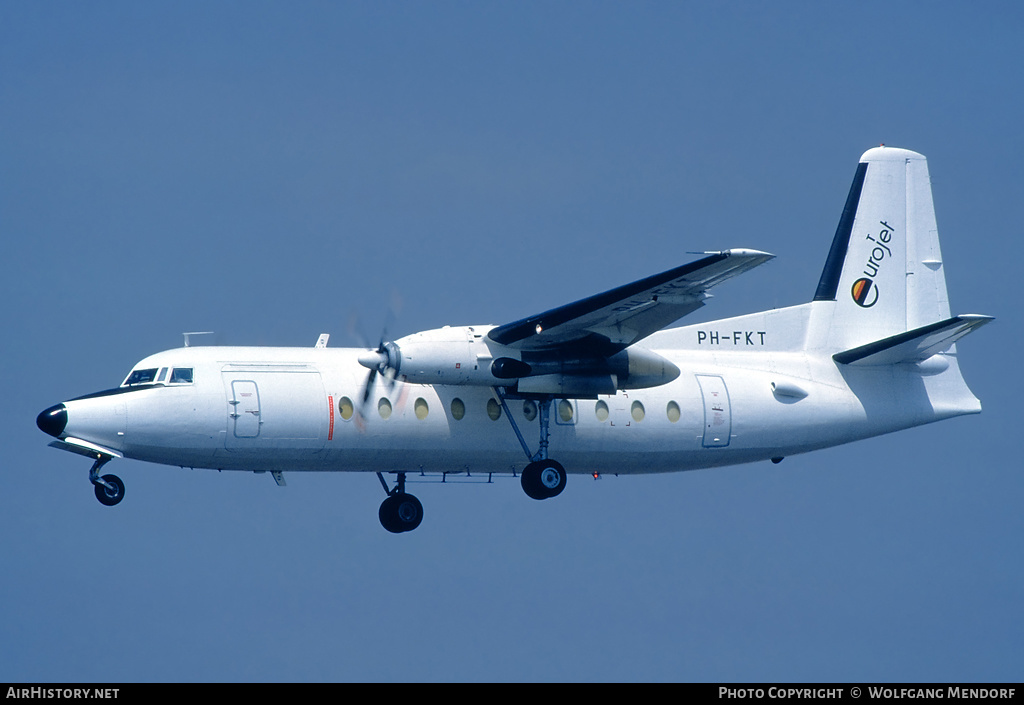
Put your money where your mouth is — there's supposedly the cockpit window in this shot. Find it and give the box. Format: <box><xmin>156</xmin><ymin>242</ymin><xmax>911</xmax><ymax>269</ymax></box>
<box><xmin>169</xmin><ymin>368</ymin><xmax>194</xmax><ymax>384</ymax></box>
<box><xmin>123</xmin><ymin>368</ymin><xmax>159</xmax><ymax>386</ymax></box>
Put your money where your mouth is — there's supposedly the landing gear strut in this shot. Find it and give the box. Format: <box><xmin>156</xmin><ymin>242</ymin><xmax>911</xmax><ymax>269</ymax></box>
<box><xmin>89</xmin><ymin>456</ymin><xmax>124</xmax><ymax>506</ymax></box>
<box><xmin>494</xmin><ymin>389</ymin><xmax>567</xmax><ymax>501</ymax></box>
<box><xmin>376</xmin><ymin>472</ymin><xmax>423</xmax><ymax>533</ymax></box>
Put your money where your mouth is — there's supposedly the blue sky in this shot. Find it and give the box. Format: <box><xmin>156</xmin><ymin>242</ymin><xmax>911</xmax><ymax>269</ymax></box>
<box><xmin>2</xmin><ymin>1</ymin><xmax>1021</xmax><ymax>682</ymax></box>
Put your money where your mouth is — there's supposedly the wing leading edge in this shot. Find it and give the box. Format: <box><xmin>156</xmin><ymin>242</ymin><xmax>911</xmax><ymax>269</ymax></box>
<box><xmin>487</xmin><ymin>249</ymin><xmax>774</xmax><ymax>356</ymax></box>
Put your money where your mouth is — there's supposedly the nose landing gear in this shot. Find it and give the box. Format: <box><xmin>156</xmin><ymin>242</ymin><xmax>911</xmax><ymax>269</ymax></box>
<box><xmin>94</xmin><ymin>473</ymin><xmax>125</xmax><ymax>506</ymax></box>
<box><xmin>89</xmin><ymin>456</ymin><xmax>124</xmax><ymax>506</ymax></box>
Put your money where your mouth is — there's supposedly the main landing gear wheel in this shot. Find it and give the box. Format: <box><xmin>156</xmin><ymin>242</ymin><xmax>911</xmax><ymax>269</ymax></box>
<box><xmin>521</xmin><ymin>459</ymin><xmax>567</xmax><ymax>500</ymax></box>
<box><xmin>379</xmin><ymin>493</ymin><xmax>423</xmax><ymax>533</ymax></box>
<box><xmin>493</xmin><ymin>391</ymin><xmax>568</xmax><ymax>502</ymax></box>
<box><xmin>93</xmin><ymin>473</ymin><xmax>125</xmax><ymax>506</ymax></box>
<box><xmin>376</xmin><ymin>471</ymin><xmax>424</xmax><ymax>533</ymax></box>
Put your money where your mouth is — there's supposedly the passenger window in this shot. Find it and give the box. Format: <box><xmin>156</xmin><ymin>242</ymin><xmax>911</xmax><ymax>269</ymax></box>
<box><xmin>169</xmin><ymin>368</ymin><xmax>194</xmax><ymax>384</ymax></box>
<box><xmin>557</xmin><ymin>399</ymin><xmax>575</xmax><ymax>424</ymax></box>
<box><xmin>522</xmin><ymin>400</ymin><xmax>537</xmax><ymax>421</ymax></box>
<box><xmin>631</xmin><ymin>400</ymin><xmax>645</xmax><ymax>422</ymax></box>
<box><xmin>666</xmin><ymin>401</ymin><xmax>681</xmax><ymax>423</ymax></box>
<box><xmin>450</xmin><ymin>398</ymin><xmax>466</xmax><ymax>420</ymax></box>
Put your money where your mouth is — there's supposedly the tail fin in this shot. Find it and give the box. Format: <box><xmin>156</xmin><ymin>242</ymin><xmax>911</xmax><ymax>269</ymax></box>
<box><xmin>813</xmin><ymin>146</ymin><xmax>960</xmax><ymax>351</ymax></box>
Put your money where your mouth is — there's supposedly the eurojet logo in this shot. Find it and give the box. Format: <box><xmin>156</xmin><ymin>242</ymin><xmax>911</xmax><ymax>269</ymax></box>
<box><xmin>851</xmin><ymin>277</ymin><xmax>878</xmax><ymax>308</ymax></box>
<box><xmin>851</xmin><ymin>220</ymin><xmax>896</xmax><ymax>308</ymax></box>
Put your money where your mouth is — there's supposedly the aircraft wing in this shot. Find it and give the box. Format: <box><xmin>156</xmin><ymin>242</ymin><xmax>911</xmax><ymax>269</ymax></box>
<box><xmin>487</xmin><ymin>249</ymin><xmax>774</xmax><ymax>355</ymax></box>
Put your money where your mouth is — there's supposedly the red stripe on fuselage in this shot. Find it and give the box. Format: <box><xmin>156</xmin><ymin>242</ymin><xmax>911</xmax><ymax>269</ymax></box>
<box><xmin>328</xmin><ymin>395</ymin><xmax>334</xmax><ymax>441</ymax></box>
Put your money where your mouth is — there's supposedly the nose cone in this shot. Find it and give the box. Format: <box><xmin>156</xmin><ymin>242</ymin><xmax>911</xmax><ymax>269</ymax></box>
<box><xmin>37</xmin><ymin>403</ymin><xmax>68</xmax><ymax>438</ymax></box>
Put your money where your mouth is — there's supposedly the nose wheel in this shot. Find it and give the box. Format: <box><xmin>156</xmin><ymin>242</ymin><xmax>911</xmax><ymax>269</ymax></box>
<box><xmin>93</xmin><ymin>473</ymin><xmax>125</xmax><ymax>506</ymax></box>
<box><xmin>88</xmin><ymin>456</ymin><xmax>124</xmax><ymax>506</ymax></box>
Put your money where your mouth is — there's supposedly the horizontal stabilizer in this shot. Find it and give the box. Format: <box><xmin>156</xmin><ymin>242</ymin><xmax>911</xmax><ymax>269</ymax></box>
<box><xmin>833</xmin><ymin>315</ymin><xmax>993</xmax><ymax>366</ymax></box>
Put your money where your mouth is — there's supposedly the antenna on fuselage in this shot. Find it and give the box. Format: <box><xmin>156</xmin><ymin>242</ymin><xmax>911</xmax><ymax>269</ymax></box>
<box><xmin>183</xmin><ymin>331</ymin><xmax>214</xmax><ymax>347</ymax></box>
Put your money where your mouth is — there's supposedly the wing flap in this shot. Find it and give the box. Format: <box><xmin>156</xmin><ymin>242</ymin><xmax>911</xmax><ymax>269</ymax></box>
<box><xmin>832</xmin><ymin>315</ymin><xmax>993</xmax><ymax>366</ymax></box>
<box><xmin>488</xmin><ymin>249</ymin><xmax>774</xmax><ymax>353</ymax></box>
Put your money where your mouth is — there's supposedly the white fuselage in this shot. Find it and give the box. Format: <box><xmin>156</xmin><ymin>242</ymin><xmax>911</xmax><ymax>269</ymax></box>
<box><xmin>56</xmin><ymin>303</ymin><xmax>981</xmax><ymax>479</ymax></box>
<box><xmin>35</xmin><ymin>147</ymin><xmax>990</xmax><ymax>534</ymax></box>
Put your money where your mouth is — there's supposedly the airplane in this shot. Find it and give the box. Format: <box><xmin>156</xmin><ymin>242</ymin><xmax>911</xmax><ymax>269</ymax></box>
<box><xmin>36</xmin><ymin>146</ymin><xmax>992</xmax><ymax>533</ymax></box>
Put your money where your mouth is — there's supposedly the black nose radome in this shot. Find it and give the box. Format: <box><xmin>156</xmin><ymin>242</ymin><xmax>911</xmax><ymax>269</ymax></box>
<box><xmin>37</xmin><ymin>404</ymin><xmax>68</xmax><ymax>438</ymax></box>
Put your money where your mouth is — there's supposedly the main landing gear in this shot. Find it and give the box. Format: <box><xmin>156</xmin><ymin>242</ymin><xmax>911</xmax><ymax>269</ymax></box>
<box><xmin>373</xmin><ymin>391</ymin><xmax>567</xmax><ymax>533</ymax></box>
<box><xmin>494</xmin><ymin>390</ymin><xmax>568</xmax><ymax>502</ymax></box>
<box><xmin>520</xmin><ymin>459</ymin><xmax>567</xmax><ymax>500</ymax></box>
<box><xmin>376</xmin><ymin>472</ymin><xmax>423</xmax><ymax>533</ymax></box>
<box><xmin>89</xmin><ymin>456</ymin><xmax>124</xmax><ymax>506</ymax></box>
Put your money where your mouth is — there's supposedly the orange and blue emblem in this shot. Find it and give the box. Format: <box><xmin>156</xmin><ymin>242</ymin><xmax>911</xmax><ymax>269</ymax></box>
<box><xmin>851</xmin><ymin>277</ymin><xmax>878</xmax><ymax>308</ymax></box>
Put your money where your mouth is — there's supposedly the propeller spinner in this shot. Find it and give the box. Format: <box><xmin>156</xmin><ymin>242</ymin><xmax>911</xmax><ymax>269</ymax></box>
<box><xmin>355</xmin><ymin>339</ymin><xmax>402</xmax><ymax>416</ymax></box>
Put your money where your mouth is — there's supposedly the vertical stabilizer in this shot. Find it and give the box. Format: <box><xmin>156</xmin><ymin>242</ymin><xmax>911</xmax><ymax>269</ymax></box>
<box><xmin>812</xmin><ymin>146</ymin><xmax>951</xmax><ymax>351</ymax></box>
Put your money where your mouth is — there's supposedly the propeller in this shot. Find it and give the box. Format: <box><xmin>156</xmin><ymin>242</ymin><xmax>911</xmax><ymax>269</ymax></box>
<box><xmin>356</xmin><ymin>338</ymin><xmax>401</xmax><ymax>404</ymax></box>
<box><xmin>349</xmin><ymin>301</ymin><xmax>403</xmax><ymax>423</ymax></box>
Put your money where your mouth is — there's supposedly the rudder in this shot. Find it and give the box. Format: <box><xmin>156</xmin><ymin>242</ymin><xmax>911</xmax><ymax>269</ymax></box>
<box><xmin>812</xmin><ymin>146</ymin><xmax>951</xmax><ymax>351</ymax></box>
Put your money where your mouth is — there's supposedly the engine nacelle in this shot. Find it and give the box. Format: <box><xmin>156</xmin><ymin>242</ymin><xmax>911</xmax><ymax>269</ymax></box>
<box><xmin>607</xmin><ymin>347</ymin><xmax>681</xmax><ymax>389</ymax></box>
<box><xmin>367</xmin><ymin>326</ymin><xmax>680</xmax><ymax>394</ymax></box>
<box><xmin>382</xmin><ymin>326</ymin><xmax>507</xmax><ymax>386</ymax></box>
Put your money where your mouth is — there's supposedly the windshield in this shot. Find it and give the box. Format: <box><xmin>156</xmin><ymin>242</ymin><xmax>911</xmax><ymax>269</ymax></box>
<box><xmin>123</xmin><ymin>368</ymin><xmax>158</xmax><ymax>386</ymax></box>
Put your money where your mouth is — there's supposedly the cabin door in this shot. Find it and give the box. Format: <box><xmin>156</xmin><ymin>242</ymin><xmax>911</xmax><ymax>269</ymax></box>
<box><xmin>696</xmin><ymin>374</ymin><xmax>731</xmax><ymax>448</ymax></box>
<box><xmin>229</xmin><ymin>380</ymin><xmax>261</xmax><ymax>438</ymax></box>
